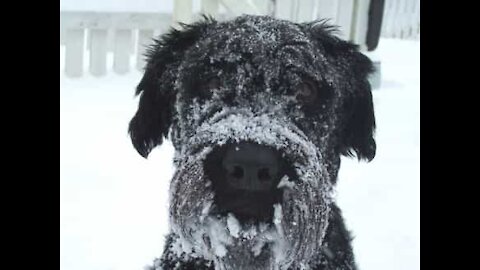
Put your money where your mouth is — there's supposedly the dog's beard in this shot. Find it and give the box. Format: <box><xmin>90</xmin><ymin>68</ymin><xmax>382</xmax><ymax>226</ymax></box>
<box><xmin>168</xmin><ymin>112</ymin><xmax>334</xmax><ymax>269</ymax></box>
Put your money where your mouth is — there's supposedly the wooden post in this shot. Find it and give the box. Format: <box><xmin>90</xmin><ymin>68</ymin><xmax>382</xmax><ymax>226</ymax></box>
<box><xmin>389</xmin><ymin>0</ymin><xmax>399</xmax><ymax>38</ymax></box>
<box><xmin>255</xmin><ymin>0</ymin><xmax>274</xmax><ymax>15</ymax></box>
<box><xmin>317</xmin><ymin>0</ymin><xmax>339</xmax><ymax>22</ymax></box>
<box><xmin>406</xmin><ymin>0</ymin><xmax>417</xmax><ymax>39</ymax></box>
<box><xmin>398</xmin><ymin>0</ymin><xmax>407</xmax><ymax>38</ymax></box>
<box><xmin>89</xmin><ymin>29</ymin><xmax>108</xmax><ymax>76</ymax></box>
<box><xmin>172</xmin><ymin>0</ymin><xmax>193</xmax><ymax>29</ymax></box>
<box><xmin>220</xmin><ymin>0</ymin><xmax>261</xmax><ymax>16</ymax></box>
<box><xmin>274</xmin><ymin>0</ymin><xmax>296</xmax><ymax>20</ymax></box>
<box><xmin>201</xmin><ymin>0</ymin><xmax>219</xmax><ymax>17</ymax></box>
<box><xmin>65</xmin><ymin>28</ymin><xmax>84</xmax><ymax>78</ymax></box>
<box><xmin>380</xmin><ymin>0</ymin><xmax>390</xmax><ymax>37</ymax></box>
<box><xmin>351</xmin><ymin>0</ymin><xmax>371</xmax><ymax>50</ymax></box>
<box><xmin>296</xmin><ymin>0</ymin><xmax>316</xmax><ymax>22</ymax></box>
<box><xmin>392</xmin><ymin>0</ymin><xmax>404</xmax><ymax>38</ymax></box>
<box><xmin>336</xmin><ymin>0</ymin><xmax>355</xmax><ymax>40</ymax></box>
<box><xmin>136</xmin><ymin>30</ymin><xmax>154</xmax><ymax>71</ymax></box>
<box><xmin>413</xmin><ymin>0</ymin><xmax>420</xmax><ymax>38</ymax></box>
<box><xmin>113</xmin><ymin>29</ymin><xmax>132</xmax><ymax>74</ymax></box>
<box><xmin>60</xmin><ymin>29</ymin><xmax>65</xmax><ymax>46</ymax></box>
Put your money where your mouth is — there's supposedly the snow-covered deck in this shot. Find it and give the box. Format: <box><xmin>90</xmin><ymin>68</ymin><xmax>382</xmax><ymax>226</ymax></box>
<box><xmin>60</xmin><ymin>38</ymin><xmax>419</xmax><ymax>270</ymax></box>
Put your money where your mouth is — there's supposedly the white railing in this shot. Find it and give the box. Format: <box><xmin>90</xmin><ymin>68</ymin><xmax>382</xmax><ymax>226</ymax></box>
<box><xmin>60</xmin><ymin>11</ymin><xmax>172</xmax><ymax>77</ymax></box>
<box><xmin>60</xmin><ymin>0</ymin><xmax>419</xmax><ymax>78</ymax></box>
<box><xmin>381</xmin><ymin>0</ymin><xmax>420</xmax><ymax>39</ymax></box>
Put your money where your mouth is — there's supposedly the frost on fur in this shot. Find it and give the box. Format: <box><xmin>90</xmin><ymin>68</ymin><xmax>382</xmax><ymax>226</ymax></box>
<box><xmin>133</xmin><ymin>14</ymin><xmax>375</xmax><ymax>270</ymax></box>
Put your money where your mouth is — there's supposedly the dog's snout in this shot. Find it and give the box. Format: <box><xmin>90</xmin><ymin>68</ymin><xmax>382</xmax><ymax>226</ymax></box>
<box><xmin>222</xmin><ymin>143</ymin><xmax>281</xmax><ymax>191</ymax></box>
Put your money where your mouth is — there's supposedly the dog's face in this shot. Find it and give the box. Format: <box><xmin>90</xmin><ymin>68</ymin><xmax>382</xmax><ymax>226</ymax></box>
<box><xmin>129</xmin><ymin>15</ymin><xmax>375</xmax><ymax>270</ymax></box>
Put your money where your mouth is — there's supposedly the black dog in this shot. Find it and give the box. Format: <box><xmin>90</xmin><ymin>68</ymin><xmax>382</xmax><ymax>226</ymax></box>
<box><xmin>129</xmin><ymin>15</ymin><xmax>375</xmax><ymax>270</ymax></box>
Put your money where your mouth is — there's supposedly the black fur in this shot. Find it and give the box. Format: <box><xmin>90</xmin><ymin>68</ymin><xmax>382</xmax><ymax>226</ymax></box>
<box><xmin>130</xmin><ymin>15</ymin><xmax>375</xmax><ymax>270</ymax></box>
<box><xmin>129</xmin><ymin>18</ymin><xmax>214</xmax><ymax>158</ymax></box>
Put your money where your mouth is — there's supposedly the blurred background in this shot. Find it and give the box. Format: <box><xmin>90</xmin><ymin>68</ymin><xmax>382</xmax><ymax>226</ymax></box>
<box><xmin>60</xmin><ymin>1</ymin><xmax>419</xmax><ymax>269</ymax></box>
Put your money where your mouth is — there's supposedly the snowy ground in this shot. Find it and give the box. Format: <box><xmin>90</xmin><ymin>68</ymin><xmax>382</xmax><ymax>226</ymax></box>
<box><xmin>60</xmin><ymin>38</ymin><xmax>419</xmax><ymax>270</ymax></box>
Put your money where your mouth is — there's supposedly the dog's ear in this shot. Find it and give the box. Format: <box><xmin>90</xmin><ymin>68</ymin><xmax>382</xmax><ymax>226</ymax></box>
<box><xmin>340</xmin><ymin>62</ymin><xmax>376</xmax><ymax>162</ymax></box>
<box><xmin>302</xmin><ymin>20</ymin><xmax>376</xmax><ymax>161</ymax></box>
<box><xmin>129</xmin><ymin>17</ymin><xmax>215</xmax><ymax>158</ymax></box>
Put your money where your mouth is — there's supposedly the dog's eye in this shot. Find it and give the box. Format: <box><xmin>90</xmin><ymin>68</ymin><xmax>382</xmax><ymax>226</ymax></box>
<box><xmin>295</xmin><ymin>81</ymin><xmax>317</xmax><ymax>103</ymax></box>
<box><xmin>206</xmin><ymin>77</ymin><xmax>221</xmax><ymax>90</ymax></box>
<box><xmin>199</xmin><ymin>77</ymin><xmax>221</xmax><ymax>99</ymax></box>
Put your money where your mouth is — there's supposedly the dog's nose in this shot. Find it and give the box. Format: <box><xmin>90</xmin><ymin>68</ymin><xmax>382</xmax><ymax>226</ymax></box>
<box><xmin>222</xmin><ymin>143</ymin><xmax>281</xmax><ymax>191</ymax></box>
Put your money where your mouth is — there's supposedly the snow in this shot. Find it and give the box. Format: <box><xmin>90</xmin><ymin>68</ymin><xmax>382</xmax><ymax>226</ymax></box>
<box><xmin>226</xmin><ymin>214</ymin><xmax>241</xmax><ymax>238</ymax></box>
<box><xmin>277</xmin><ymin>175</ymin><xmax>295</xmax><ymax>189</ymax></box>
<box><xmin>60</xmin><ymin>37</ymin><xmax>419</xmax><ymax>270</ymax></box>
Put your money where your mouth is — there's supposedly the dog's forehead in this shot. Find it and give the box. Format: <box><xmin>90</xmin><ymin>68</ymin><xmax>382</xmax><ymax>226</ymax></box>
<box><xmin>212</xmin><ymin>16</ymin><xmax>306</xmax><ymax>42</ymax></box>
<box><xmin>176</xmin><ymin>16</ymin><xmax>330</xmax><ymax>89</ymax></box>
<box><xmin>194</xmin><ymin>16</ymin><xmax>314</xmax><ymax>61</ymax></box>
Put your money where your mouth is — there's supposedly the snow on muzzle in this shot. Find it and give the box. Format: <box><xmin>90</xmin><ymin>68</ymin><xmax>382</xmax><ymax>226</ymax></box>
<box><xmin>169</xmin><ymin>111</ymin><xmax>334</xmax><ymax>269</ymax></box>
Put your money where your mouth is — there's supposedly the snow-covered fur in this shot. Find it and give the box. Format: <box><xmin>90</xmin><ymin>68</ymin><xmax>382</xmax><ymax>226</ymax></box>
<box><xmin>129</xmin><ymin>15</ymin><xmax>376</xmax><ymax>270</ymax></box>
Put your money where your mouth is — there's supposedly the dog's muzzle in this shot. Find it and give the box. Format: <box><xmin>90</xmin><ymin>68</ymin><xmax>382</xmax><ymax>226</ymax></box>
<box><xmin>168</xmin><ymin>109</ymin><xmax>334</xmax><ymax>269</ymax></box>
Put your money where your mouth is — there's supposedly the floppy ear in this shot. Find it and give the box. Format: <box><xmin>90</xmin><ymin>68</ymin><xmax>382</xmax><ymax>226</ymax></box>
<box><xmin>340</xmin><ymin>52</ymin><xmax>376</xmax><ymax>162</ymax></box>
<box><xmin>302</xmin><ymin>20</ymin><xmax>376</xmax><ymax>161</ymax></box>
<box><xmin>129</xmin><ymin>17</ymin><xmax>215</xmax><ymax>158</ymax></box>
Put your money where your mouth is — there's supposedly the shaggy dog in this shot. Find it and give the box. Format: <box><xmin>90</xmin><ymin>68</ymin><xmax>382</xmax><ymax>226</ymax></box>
<box><xmin>129</xmin><ymin>15</ymin><xmax>376</xmax><ymax>270</ymax></box>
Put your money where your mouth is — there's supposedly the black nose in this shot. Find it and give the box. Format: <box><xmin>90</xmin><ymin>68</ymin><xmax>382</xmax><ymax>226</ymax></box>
<box><xmin>222</xmin><ymin>143</ymin><xmax>281</xmax><ymax>191</ymax></box>
<box><xmin>204</xmin><ymin>142</ymin><xmax>289</xmax><ymax>222</ymax></box>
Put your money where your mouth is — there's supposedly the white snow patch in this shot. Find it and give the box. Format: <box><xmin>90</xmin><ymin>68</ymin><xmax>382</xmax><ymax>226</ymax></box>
<box><xmin>200</xmin><ymin>201</ymin><xmax>213</xmax><ymax>222</ymax></box>
<box><xmin>207</xmin><ymin>218</ymin><xmax>230</xmax><ymax>257</ymax></box>
<box><xmin>277</xmin><ymin>175</ymin><xmax>295</xmax><ymax>189</ymax></box>
<box><xmin>226</xmin><ymin>213</ymin><xmax>241</xmax><ymax>238</ymax></box>
<box><xmin>273</xmin><ymin>204</ymin><xmax>283</xmax><ymax>226</ymax></box>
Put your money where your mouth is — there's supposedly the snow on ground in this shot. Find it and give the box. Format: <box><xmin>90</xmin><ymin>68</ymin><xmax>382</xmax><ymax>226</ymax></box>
<box><xmin>60</xmin><ymin>38</ymin><xmax>419</xmax><ymax>270</ymax></box>
<box><xmin>336</xmin><ymin>38</ymin><xmax>420</xmax><ymax>270</ymax></box>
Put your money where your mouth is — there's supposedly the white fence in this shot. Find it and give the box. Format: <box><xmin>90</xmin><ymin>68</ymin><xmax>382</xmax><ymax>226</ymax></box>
<box><xmin>60</xmin><ymin>12</ymin><xmax>172</xmax><ymax>77</ymax></box>
<box><xmin>381</xmin><ymin>0</ymin><xmax>420</xmax><ymax>39</ymax></box>
<box><xmin>60</xmin><ymin>0</ymin><xmax>419</xmax><ymax>78</ymax></box>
